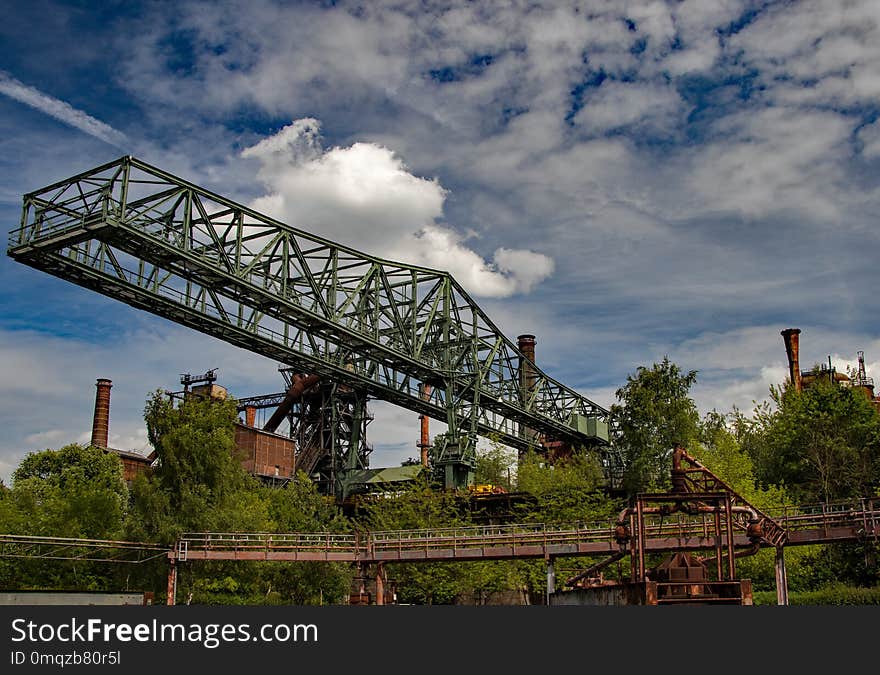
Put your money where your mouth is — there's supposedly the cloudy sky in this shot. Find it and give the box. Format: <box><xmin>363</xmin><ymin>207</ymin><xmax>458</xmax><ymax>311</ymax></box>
<box><xmin>1</xmin><ymin>0</ymin><xmax>879</xmax><ymax>483</ymax></box>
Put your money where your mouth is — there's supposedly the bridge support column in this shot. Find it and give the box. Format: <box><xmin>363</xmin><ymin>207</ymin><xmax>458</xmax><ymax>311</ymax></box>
<box><xmin>375</xmin><ymin>563</ymin><xmax>385</xmax><ymax>606</ymax></box>
<box><xmin>546</xmin><ymin>558</ymin><xmax>555</xmax><ymax>605</ymax></box>
<box><xmin>166</xmin><ymin>559</ymin><xmax>177</xmax><ymax>606</ymax></box>
<box><xmin>775</xmin><ymin>546</ymin><xmax>789</xmax><ymax>606</ymax></box>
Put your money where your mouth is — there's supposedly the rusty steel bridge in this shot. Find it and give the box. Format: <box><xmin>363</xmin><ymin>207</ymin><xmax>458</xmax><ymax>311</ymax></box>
<box><xmin>170</xmin><ymin>498</ymin><xmax>878</xmax><ymax>565</ymax></box>
<box><xmin>2</xmin><ymin>497</ymin><xmax>876</xmax><ymax>604</ymax></box>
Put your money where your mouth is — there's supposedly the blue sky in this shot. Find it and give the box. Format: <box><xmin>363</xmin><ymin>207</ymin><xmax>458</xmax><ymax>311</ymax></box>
<box><xmin>2</xmin><ymin>0</ymin><xmax>879</xmax><ymax>482</ymax></box>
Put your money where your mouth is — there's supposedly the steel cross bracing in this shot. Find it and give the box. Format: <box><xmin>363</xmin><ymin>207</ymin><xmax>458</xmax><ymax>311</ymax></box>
<box><xmin>7</xmin><ymin>156</ymin><xmax>610</xmax><ymax>486</ymax></box>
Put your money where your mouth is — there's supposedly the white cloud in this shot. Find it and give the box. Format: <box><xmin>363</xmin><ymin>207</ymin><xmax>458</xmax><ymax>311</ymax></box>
<box><xmin>0</xmin><ymin>70</ymin><xmax>127</xmax><ymax>147</ymax></box>
<box><xmin>240</xmin><ymin>119</ymin><xmax>554</xmax><ymax>297</ymax></box>
<box><xmin>729</xmin><ymin>0</ymin><xmax>880</xmax><ymax>107</ymax></box>
<box><xmin>859</xmin><ymin>121</ymin><xmax>880</xmax><ymax>158</ymax></box>
<box><xmin>686</xmin><ymin>107</ymin><xmax>852</xmax><ymax>220</ymax></box>
<box><xmin>574</xmin><ymin>80</ymin><xmax>685</xmax><ymax>134</ymax></box>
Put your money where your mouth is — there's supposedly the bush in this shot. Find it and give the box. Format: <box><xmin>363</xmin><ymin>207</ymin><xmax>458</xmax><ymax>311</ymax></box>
<box><xmin>753</xmin><ymin>583</ymin><xmax>880</xmax><ymax>606</ymax></box>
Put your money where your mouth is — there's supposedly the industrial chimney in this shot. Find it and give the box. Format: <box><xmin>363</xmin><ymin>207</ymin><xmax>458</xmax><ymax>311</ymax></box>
<box><xmin>90</xmin><ymin>378</ymin><xmax>112</xmax><ymax>448</ymax></box>
<box><xmin>780</xmin><ymin>329</ymin><xmax>802</xmax><ymax>393</ymax></box>
<box><xmin>418</xmin><ymin>383</ymin><xmax>432</xmax><ymax>467</ymax></box>
<box><xmin>517</xmin><ymin>334</ymin><xmax>539</xmax><ymax>447</ymax></box>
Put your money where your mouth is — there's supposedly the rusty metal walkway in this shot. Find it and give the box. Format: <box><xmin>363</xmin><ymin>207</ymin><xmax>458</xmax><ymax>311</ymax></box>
<box><xmin>1</xmin><ymin>498</ymin><xmax>875</xmax><ymax>566</ymax></box>
<box><xmin>172</xmin><ymin>497</ymin><xmax>879</xmax><ymax>564</ymax></box>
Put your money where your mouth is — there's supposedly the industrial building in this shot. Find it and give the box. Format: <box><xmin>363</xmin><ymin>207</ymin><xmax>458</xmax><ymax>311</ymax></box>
<box><xmin>781</xmin><ymin>328</ymin><xmax>880</xmax><ymax>409</ymax></box>
<box><xmin>88</xmin><ymin>377</ymin><xmax>155</xmax><ymax>483</ymax></box>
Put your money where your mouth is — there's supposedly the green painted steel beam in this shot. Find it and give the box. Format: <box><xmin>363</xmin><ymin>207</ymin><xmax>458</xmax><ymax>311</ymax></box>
<box><xmin>7</xmin><ymin>156</ymin><xmax>610</xmax><ymax>476</ymax></box>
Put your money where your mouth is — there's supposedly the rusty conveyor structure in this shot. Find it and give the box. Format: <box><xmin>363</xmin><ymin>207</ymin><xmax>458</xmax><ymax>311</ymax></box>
<box><xmin>2</xmin><ymin>499</ymin><xmax>874</xmax><ymax>566</ymax></box>
<box><xmin>3</xmin><ymin>497</ymin><xmax>876</xmax><ymax>606</ymax></box>
<box><xmin>168</xmin><ymin>498</ymin><xmax>877</xmax><ymax>565</ymax></box>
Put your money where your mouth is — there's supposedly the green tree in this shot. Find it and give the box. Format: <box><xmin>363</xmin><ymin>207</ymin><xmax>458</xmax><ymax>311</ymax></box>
<box><xmin>10</xmin><ymin>444</ymin><xmax>127</xmax><ymax>538</ymax></box>
<box><xmin>474</xmin><ymin>440</ymin><xmax>516</xmax><ymax>490</ymax></box>
<box><xmin>0</xmin><ymin>444</ymin><xmax>130</xmax><ymax>592</ymax></box>
<box><xmin>611</xmin><ymin>357</ymin><xmax>700</xmax><ymax>494</ymax></box>
<box><xmin>129</xmin><ymin>391</ymin><xmax>270</xmax><ymax>543</ymax></box>
<box><xmin>742</xmin><ymin>377</ymin><xmax>880</xmax><ymax>503</ymax></box>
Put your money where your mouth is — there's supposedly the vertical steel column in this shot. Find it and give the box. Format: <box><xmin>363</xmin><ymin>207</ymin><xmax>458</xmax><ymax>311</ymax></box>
<box><xmin>724</xmin><ymin>496</ymin><xmax>736</xmax><ymax>580</ymax></box>
<box><xmin>775</xmin><ymin>546</ymin><xmax>789</xmax><ymax>606</ymax></box>
<box><xmin>636</xmin><ymin>499</ymin><xmax>646</xmax><ymax>580</ymax></box>
<box><xmin>375</xmin><ymin>563</ymin><xmax>385</xmax><ymax>606</ymax></box>
<box><xmin>629</xmin><ymin>512</ymin><xmax>638</xmax><ymax>581</ymax></box>
<box><xmin>713</xmin><ymin>510</ymin><xmax>723</xmax><ymax>581</ymax></box>
<box><xmin>546</xmin><ymin>557</ymin><xmax>556</xmax><ymax>604</ymax></box>
<box><xmin>166</xmin><ymin>559</ymin><xmax>177</xmax><ymax>606</ymax></box>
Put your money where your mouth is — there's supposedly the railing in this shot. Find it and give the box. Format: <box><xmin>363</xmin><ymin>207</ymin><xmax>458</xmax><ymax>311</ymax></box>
<box><xmin>3</xmin><ymin>499</ymin><xmax>876</xmax><ymax>564</ymax></box>
<box><xmin>175</xmin><ymin>498</ymin><xmax>879</xmax><ymax>559</ymax></box>
<box><xmin>179</xmin><ymin>532</ymin><xmax>359</xmax><ymax>552</ymax></box>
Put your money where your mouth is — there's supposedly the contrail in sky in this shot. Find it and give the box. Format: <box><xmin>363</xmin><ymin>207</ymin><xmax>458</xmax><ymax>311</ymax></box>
<box><xmin>0</xmin><ymin>70</ymin><xmax>128</xmax><ymax>148</ymax></box>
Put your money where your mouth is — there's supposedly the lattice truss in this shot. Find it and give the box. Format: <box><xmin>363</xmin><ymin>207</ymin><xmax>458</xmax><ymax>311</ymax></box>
<box><xmin>8</xmin><ymin>156</ymin><xmax>609</xmax><ymax>460</ymax></box>
<box><xmin>0</xmin><ymin>534</ymin><xmax>168</xmax><ymax>564</ymax></box>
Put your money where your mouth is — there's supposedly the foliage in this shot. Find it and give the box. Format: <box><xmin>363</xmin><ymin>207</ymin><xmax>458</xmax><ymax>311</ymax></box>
<box><xmin>737</xmin><ymin>377</ymin><xmax>880</xmax><ymax>503</ymax></box>
<box><xmin>131</xmin><ymin>391</ymin><xmax>268</xmax><ymax>540</ymax></box>
<box><xmin>9</xmin><ymin>444</ymin><xmax>127</xmax><ymax>539</ymax></box>
<box><xmin>695</xmin><ymin>411</ymin><xmax>788</xmax><ymax>512</ymax></box>
<box><xmin>753</xmin><ymin>583</ymin><xmax>880</xmax><ymax>606</ymax></box>
<box><xmin>514</xmin><ymin>451</ymin><xmax>612</xmax><ymax>523</ymax></box>
<box><xmin>0</xmin><ymin>443</ymin><xmax>130</xmax><ymax>592</ymax></box>
<box><xmin>5</xmin><ymin>359</ymin><xmax>879</xmax><ymax>605</ymax></box>
<box><xmin>611</xmin><ymin>357</ymin><xmax>700</xmax><ymax>495</ymax></box>
<box><xmin>474</xmin><ymin>440</ymin><xmax>516</xmax><ymax>491</ymax></box>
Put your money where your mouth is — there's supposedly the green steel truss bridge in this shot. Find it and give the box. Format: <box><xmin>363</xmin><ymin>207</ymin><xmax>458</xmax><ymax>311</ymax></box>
<box><xmin>7</xmin><ymin>156</ymin><xmax>610</xmax><ymax>490</ymax></box>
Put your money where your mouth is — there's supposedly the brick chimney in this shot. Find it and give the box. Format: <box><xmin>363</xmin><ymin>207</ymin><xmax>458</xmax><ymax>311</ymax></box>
<box><xmin>780</xmin><ymin>329</ymin><xmax>802</xmax><ymax>393</ymax></box>
<box><xmin>91</xmin><ymin>378</ymin><xmax>112</xmax><ymax>448</ymax></box>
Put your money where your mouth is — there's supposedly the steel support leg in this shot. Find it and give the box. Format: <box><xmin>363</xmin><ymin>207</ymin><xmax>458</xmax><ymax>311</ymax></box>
<box><xmin>375</xmin><ymin>563</ymin><xmax>385</xmax><ymax>606</ymax></box>
<box><xmin>775</xmin><ymin>546</ymin><xmax>789</xmax><ymax>606</ymax></box>
<box><xmin>166</xmin><ymin>559</ymin><xmax>177</xmax><ymax>606</ymax></box>
<box><xmin>546</xmin><ymin>558</ymin><xmax>556</xmax><ymax>605</ymax></box>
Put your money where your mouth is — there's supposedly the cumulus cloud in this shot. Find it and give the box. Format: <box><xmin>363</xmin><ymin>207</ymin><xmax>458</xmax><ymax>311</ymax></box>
<box><xmin>240</xmin><ymin>119</ymin><xmax>554</xmax><ymax>296</ymax></box>
<box><xmin>0</xmin><ymin>70</ymin><xmax>127</xmax><ymax>147</ymax></box>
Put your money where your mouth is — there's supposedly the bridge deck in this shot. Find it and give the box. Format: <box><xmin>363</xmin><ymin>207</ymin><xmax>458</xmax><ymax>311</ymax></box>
<box><xmin>174</xmin><ymin>500</ymin><xmax>879</xmax><ymax>564</ymax></box>
<box><xmin>2</xmin><ymin>500</ymin><xmax>875</xmax><ymax>565</ymax></box>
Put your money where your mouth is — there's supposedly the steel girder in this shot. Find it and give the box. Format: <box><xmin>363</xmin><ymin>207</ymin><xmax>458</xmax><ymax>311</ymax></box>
<box><xmin>7</xmin><ymin>156</ymin><xmax>609</xmax><ymax>487</ymax></box>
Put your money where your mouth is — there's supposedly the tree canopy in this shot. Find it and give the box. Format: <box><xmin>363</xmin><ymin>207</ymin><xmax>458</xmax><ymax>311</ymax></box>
<box><xmin>611</xmin><ymin>356</ymin><xmax>700</xmax><ymax>494</ymax></box>
<box><xmin>3</xmin><ymin>354</ymin><xmax>878</xmax><ymax>604</ymax></box>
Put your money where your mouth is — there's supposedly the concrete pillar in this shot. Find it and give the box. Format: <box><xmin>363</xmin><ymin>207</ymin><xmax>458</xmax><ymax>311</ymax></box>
<box><xmin>775</xmin><ymin>546</ymin><xmax>789</xmax><ymax>606</ymax></box>
<box><xmin>546</xmin><ymin>558</ymin><xmax>556</xmax><ymax>604</ymax></box>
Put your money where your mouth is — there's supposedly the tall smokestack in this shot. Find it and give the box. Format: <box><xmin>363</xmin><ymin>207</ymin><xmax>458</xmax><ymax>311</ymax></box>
<box><xmin>418</xmin><ymin>383</ymin><xmax>432</xmax><ymax>467</ymax></box>
<box><xmin>518</xmin><ymin>334</ymin><xmax>538</xmax><ymax>447</ymax></box>
<box><xmin>91</xmin><ymin>378</ymin><xmax>112</xmax><ymax>448</ymax></box>
<box><xmin>781</xmin><ymin>329</ymin><xmax>802</xmax><ymax>393</ymax></box>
